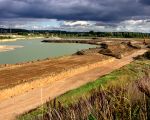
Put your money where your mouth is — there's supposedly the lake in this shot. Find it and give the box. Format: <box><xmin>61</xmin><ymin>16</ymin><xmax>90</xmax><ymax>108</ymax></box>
<box><xmin>0</xmin><ymin>39</ymin><xmax>97</xmax><ymax>64</ymax></box>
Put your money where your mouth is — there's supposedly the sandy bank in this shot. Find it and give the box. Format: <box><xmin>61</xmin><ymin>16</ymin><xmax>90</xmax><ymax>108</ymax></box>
<box><xmin>0</xmin><ymin>45</ymin><xmax>23</xmax><ymax>52</ymax></box>
<box><xmin>42</xmin><ymin>39</ymin><xmax>101</xmax><ymax>45</ymax></box>
<box><xmin>0</xmin><ymin>39</ymin><xmax>17</xmax><ymax>42</ymax></box>
<box><xmin>0</xmin><ymin>36</ymin><xmax>47</xmax><ymax>43</ymax></box>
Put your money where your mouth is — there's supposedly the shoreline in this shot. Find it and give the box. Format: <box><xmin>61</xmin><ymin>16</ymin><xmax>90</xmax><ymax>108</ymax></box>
<box><xmin>42</xmin><ymin>39</ymin><xmax>101</xmax><ymax>45</ymax></box>
<box><xmin>0</xmin><ymin>36</ymin><xmax>46</xmax><ymax>43</ymax></box>
<box><xmin>0</xmin><ymin>45</ymin><xmax>23</xmax><ymax>52</ymax></box>
<box><xmin>0</xmin><ymin>38</ymin><xmax>148</xmax><ymax>68</ymax></box>
<box><xmin>1</xmin><ymin>36</ymin><xmax>150</xmax><ymax>43</ymax></box>
<box><xmin>42</xmin><ymin>38</ymin><xmax>150</xmax><ymax>46</ymax></box>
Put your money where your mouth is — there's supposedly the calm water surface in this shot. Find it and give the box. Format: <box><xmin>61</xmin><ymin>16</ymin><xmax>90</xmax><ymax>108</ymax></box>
<box><xmin>0</xmin><ymin>39</ymin><xmax>97</xmax><ymax>64</ymax></box>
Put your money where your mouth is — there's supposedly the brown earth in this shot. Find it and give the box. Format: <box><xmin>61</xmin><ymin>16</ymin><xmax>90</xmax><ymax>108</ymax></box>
<box><xmin>0</xmin><ymin>55</ymin><xmax>109</xmax><ymax>90</ymax></box>
<box><xmin>0</xmin><ymin>49</ymin><xmax>147</xmax><ymax>120</ymax></box>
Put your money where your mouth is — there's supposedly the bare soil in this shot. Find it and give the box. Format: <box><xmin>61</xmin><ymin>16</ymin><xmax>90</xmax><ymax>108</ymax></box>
<box><xmin>0</xmin><ymin>55</ymin><xmax>109</xmax><ymax>90</ymax></box>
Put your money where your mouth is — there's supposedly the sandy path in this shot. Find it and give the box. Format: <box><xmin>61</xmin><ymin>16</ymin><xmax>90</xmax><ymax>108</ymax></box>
<box><xmin>0</xmin><ymin>49</ymin><xmax>147</xmax><ymax>120</ymax></box>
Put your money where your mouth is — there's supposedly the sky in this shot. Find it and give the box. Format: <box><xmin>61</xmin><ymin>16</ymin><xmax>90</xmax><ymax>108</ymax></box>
<box><xmin>0</xmin><ymin>0</ymin><xmax>150</xmax><ymax>32</ymax></box>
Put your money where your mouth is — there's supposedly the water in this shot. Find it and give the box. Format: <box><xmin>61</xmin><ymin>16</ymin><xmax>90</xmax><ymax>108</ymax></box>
<box><xmin>0</xmin><ymin>39</ymin><xmax>97</xmax><ymax>64</ymax></box>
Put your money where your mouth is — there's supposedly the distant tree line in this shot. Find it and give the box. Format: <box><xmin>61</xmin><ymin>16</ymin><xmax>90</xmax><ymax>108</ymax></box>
<box><xmin>0</xmin><ymin>28</ymin><xmax>150</xmax><ymax>38</ymax></box>
<box><xmin>84</xmin><ymin>31</ymin><xmax>150</xmax><ymax>38</ymax></box>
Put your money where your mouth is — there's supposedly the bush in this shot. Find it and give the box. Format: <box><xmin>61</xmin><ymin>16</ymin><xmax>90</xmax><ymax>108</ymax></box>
<box><xmin>99</xmin><ymin>49</ymin><xmax>122</xmax><ymax>59</ymax></box>
<box><xmin>144</xmin><ymin>50</ymin><xmax>150</xmax><ymax>59</ymax></box>
<box><xmin>76</xmin><ymin>50</ymin><xmax>85</xmax><ymax>55</ymax></box>
<box><xmin>135</xmin><ymin>50</ymin><xmax>150</xmax><ymax>60</ymax></box>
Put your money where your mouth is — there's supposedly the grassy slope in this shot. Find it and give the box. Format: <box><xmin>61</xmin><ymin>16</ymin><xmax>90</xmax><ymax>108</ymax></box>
<box><xmin>19</xmin><ymin>60</ymin><xmax>150</xmax><ymax>120</ymax></box>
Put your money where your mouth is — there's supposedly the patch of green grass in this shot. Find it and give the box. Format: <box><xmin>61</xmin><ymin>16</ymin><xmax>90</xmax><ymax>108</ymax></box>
<box><xmin>19</xmin><ymin>60</ymin><xmax>150</xmax><ymax>120</ymax></box>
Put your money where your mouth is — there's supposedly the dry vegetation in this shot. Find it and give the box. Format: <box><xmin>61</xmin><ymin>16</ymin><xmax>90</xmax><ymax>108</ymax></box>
<box><xmin>30</xmin><ymin>78</ymin><xmax>150</xmax><ymax>120</ymax></box>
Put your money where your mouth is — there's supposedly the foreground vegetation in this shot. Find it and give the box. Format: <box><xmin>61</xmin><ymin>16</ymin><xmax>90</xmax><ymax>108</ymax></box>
<box><xmin>18</xmin><ymin>51</ymin><xmax>150</xmax><ymax>120</ymax></box>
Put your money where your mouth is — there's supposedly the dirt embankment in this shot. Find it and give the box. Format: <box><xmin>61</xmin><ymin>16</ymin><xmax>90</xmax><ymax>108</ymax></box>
<box><xmin>0</xmin><ymin>54</ymin><xmax>112</xmax><ymax>100</ymax></box>
<box><xmin>42</xmin><ymin>39</ymin><xmax>100</xmax><ymax>45</ymax></box>
<box><xmin>75</xmin><ymin>42</ymin><xmax>140</xmax><ymax>59</ymax></box>
<box><xmin>43</xmin><ymin>38</ymin><xmax>149</xmax><ymax>59</ymax></box>
<box><xmin>42</xmin><ymin>38</ymin><xmax>150</xmax><ymax>45</ymax></box>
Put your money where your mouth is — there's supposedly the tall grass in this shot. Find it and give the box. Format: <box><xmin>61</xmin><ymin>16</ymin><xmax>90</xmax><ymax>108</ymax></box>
<box><xmin>20</xmin><ymin>77</ymin><xmax>150</xmax><ymax>120</ymax></box>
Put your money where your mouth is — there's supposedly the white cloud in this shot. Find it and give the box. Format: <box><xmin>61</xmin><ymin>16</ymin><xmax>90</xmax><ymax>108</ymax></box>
<box><xmin>63</xmin><ymin>21</ymin><xmax>93</xmax><ymax>26</ymax></box>
<box><xmin>115</xmin><ymin>19</ymin><xmax>150</xmax><ymax>32</ymax></box>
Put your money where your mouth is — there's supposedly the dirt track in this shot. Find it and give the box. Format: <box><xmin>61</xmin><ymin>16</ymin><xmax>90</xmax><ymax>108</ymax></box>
<box><xmin>0</xmin><ymin>49</ymin><xmax>147</xmax><ymax>120</ymax></box>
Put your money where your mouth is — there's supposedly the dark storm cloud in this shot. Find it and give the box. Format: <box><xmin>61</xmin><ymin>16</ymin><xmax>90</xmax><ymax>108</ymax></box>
<box><xmin>139</xmin><ymin>0</ymin><xmax>150</xmax><ymax>5</ymax></box>
<box><xmin>0</xmin><ymin>0</ymin><xmax>150</xmax><ymax>23</ymax></box>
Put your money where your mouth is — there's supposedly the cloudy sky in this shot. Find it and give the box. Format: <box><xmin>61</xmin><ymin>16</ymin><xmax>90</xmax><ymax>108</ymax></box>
<box><xmin>0</xmin><ymin>0</ymin><xmax>150</xmax><ymax>32</ymax></box>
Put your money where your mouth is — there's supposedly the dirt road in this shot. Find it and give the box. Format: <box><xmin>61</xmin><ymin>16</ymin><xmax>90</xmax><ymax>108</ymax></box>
<box><xmin>0</xmin><ymin>49</ymin><xmax>147</xmax><ymax>120</ymax></box>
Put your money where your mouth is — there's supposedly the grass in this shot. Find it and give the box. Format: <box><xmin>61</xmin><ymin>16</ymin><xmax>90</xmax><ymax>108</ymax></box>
<box><xmin>41</xmin><ymin>80</ymin><xmax>150</xmax><ymax>120</ymax></box>
<box><xmin>18</xmin><ymin>59</ymin><xmax>150</xmax><ymax>120</ymax></box>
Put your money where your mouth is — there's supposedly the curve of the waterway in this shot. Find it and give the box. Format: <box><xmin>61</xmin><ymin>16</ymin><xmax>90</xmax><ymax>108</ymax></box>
<box><xmin>0</xmin><ymin>39</ymin><xmax>97</xmax><ymax>64</ymax></box>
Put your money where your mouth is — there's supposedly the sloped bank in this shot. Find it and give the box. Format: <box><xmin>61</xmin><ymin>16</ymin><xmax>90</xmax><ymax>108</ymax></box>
<box><xmin>42</xmin><ymin>39</ymin><xmax>100</xmax><ymax>45</ymax></box>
